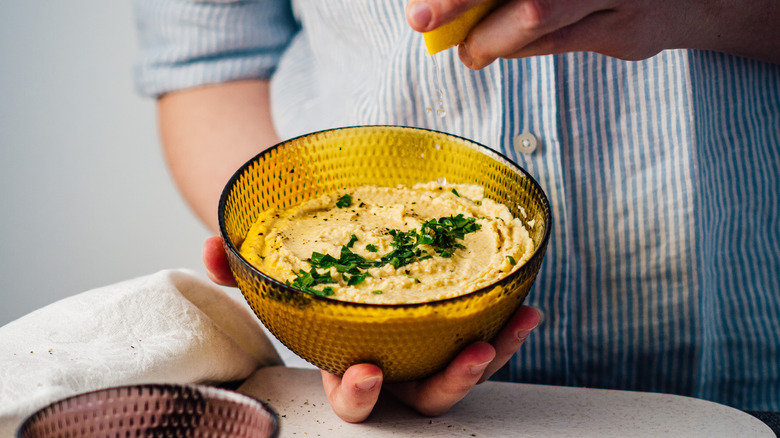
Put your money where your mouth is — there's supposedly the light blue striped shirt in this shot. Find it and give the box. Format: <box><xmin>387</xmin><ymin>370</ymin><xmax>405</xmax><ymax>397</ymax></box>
<box><xmin>134</xmin><ymin>0</ymin><xmax>780</xmax><ymax>411</ymax></box>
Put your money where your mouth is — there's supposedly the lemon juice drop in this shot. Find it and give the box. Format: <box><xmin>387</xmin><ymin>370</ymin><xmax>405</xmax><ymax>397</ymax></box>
<box><xmin>430</xmin><ymin>53</ymin><xmax>446</xmax><ymax>118</ymax></box>
<box><xmin>421</xmin><ymin>1</ymin><xmax>502</xmax><ymax>118</ymax></box>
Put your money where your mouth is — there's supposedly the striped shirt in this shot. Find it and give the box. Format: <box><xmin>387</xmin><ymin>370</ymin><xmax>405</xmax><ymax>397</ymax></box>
<box><xmin>134</xmin><ymin>0</ymin><xmax>780</xmax><ymax>411</ymax></box>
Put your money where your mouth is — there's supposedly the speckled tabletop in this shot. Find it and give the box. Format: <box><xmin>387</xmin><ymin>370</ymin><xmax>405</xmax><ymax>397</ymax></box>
<box><xmin>238</xmin><ymin>366</ymin><xmax>774</xmax><ymax>438</ymax></box>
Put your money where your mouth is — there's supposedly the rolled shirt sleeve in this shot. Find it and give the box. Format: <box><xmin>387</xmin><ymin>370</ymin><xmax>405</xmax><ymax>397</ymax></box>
<box><xmin>133</xmin><ymin>0</ymin><xmax>299</xmax><ymax>97</ymax></box>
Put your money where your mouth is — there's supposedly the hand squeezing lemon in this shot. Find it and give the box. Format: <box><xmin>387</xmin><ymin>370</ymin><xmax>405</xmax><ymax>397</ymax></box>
<box><xmin>422</xmin><ymin>0</ymin><xmax>502</xmax><ymax>55</ymax></box>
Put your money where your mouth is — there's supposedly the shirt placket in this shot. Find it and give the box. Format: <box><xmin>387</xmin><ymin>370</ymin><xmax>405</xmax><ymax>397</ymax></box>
<box><xmin>498</xmin><ymin>55</ymin><xmax>574</xmax><ymax>385</ymax></box>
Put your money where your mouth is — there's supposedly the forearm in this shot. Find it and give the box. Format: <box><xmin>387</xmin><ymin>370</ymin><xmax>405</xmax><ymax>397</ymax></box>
<box><xmin>691</xmin><ymin>0</ymin><xmax>780</xmax><ymax>64</ymax></box>
<box><xmin>158</xmin><ymin>80</ymin><xmax>280</xmax><ymax>233</ymax></box>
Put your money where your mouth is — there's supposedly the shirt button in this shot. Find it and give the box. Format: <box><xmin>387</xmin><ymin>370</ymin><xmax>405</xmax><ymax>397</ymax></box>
<box><xmin>514</xmin><ymin>132</ymin><xmax>538</xmax><ymax>155</ymax></box>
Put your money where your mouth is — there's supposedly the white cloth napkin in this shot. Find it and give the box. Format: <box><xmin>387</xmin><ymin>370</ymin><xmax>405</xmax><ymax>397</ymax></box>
<box><xmin>0</xmin><ymin>269</ymin><xmax>283</xmax><ymax>437</ymax></box>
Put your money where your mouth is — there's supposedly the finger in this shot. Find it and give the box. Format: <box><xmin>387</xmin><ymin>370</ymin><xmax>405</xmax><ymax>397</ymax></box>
<box><xmin>321</xmin><ymin>364</ymin><xmax>383</xmax><ymax>423</ymax></box>
<box><xmin>389</xmin><ymin>341</ymin><xmax>496</xmax><ymax>416</ymax></box>
<box><xmin>460</xmin><ymin>0</ymin><xmax>616</xmax><ymax>68</ymax></box>
<box><xmin>406</xmin><ymin>0</ymin><xmax>487</xmax><ymax>32</ymax></box>
<box><xmin>202</xmin><ymin>236</ymin><xmax>238</xmax><ymax>287</ymax></box>
<box><xmin>478</xmin><ymin>305</ymin><xmax>540</xmax><ymax>383</ymax></box>
<box><xmin>502</xmin><ymin>10</ymin><xmax>664</xmax><ymax>61</ymax></box>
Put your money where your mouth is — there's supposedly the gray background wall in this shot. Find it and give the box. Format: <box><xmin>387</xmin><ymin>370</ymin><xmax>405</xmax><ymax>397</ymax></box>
<box><xmin>0</xmin><ymin>2</ymin><xmax>213</xmax><ymax>326</ymax></box>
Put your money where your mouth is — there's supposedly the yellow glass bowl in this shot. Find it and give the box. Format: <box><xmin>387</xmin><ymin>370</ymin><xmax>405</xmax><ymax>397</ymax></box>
<box><xmin>219</xmin><ymin>126</ymin><xmax>551</xmax><ymax>383</ymax></box>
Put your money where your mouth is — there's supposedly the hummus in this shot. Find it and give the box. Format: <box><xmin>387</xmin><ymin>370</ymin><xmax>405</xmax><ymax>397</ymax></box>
<box><xmin>239</xmin><ymin>182</ymin><xmax>534</xmax><ymax>304</ymax></box>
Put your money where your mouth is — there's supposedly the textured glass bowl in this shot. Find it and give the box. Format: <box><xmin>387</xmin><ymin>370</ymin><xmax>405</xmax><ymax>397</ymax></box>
<box><xmin>219</xmin><ymin>126</ymin><xmax>551</xmax><ymax>383</ymax></box>
<box><xmin>17</xmin><ymin>384</ymin><xmax>279</xmax><ymax>438</ymax></box>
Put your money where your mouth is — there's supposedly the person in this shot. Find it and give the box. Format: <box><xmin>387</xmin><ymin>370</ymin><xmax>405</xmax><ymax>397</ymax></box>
<box><xmin>133</xmin><ymin>0</ymin><xmax>780</xmax><ymax>423</ymax></box>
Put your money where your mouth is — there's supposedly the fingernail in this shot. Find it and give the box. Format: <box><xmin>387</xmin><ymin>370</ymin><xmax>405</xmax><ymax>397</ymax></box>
<box><xmin>356</xmin><ymin>376</ymin><xmax>380</xmax><ymax>391</ymax></box>
<box><xmin>516</xmin><ymin>324</ymin><xmax>538</xmax><ymax>342</ymax></box>
<box><xmin>516</xmin><ymin>311</ymin><xmax>542</xmax><ymax>342</ymax></box>
<box><xmin>458</xmin><ymin>45</ymin><xmax>475</xmax><ymax>69</ymax></box>
<box><xmin>408</xmin><ymin>2</ymin><xmax>432</xmax><ymax>30</ymax></box>
<box><xmin>468</xmin><ymin>360</ymin><xmax>491</xmax><ymax>375</ymax></box>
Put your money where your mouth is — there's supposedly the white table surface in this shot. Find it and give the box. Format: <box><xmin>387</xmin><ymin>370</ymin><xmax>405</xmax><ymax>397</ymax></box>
<box><xmin>238</xmin><ymin>366</ymin><xmax>773</xmax><ymax>438</ymax></box>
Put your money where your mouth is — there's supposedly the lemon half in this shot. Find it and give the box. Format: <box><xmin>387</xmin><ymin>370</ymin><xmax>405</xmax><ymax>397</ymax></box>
<box><xmin>422</xmin><ymin>0</ymin><xmax>502</xmax><ymax>55</ymax></box>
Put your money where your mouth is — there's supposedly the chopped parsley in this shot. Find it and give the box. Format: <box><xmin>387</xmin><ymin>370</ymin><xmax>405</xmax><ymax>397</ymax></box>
<box><xmin>420</xmin><ymin>214</ymin><xmax>480</xmax><ymax>257</ymax></box>
<box><xmin>336</xmin><ymin>194</ymin><xmax>352</xmax><ymax>208</ymax></box>
<box><xmin>451</xmin><ymin>188</ymin><xmax>460</xmax><ymax>197</ymax></box>
<box><xmin>310</xmin><ymin>247</ymin><xmax>376</xmax><ymax>272</ymax></box>
<box><xmin>347</xmin><ymin>272</ymin><xmax>370</xmax><ymax>286</ymax></box>
<box><xmin>286</xmin><ymin>267</ymin><xmax>336</xmax><ymax>297</ymax></box>
<box><xmin>507</xmin><ymin>255</ymin><xmax>517</xmax><ymax>265</ymax></box>
<box><xmin>288</xmin><ymin>214</ymin><xmax>481</xmax><ymax>297</ymax></box>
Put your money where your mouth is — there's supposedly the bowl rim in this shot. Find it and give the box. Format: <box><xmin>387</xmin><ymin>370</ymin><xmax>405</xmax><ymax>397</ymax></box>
<box><xmin>17</xmin><ymin>383</ymin><xmax>280</xmax><ymax>438</ymax></box>
<box><xmin>218</xmin><ymin>125</ymin><xmax>552</xmax><ymax>309</ymax></box>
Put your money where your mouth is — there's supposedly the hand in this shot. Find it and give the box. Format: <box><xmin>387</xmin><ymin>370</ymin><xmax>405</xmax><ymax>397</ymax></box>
<box><xmin>202</xmin><ymin>235</ymin><xmax>238</xmax><ymax>287</ymax></box>
<box><xmin>203</xmin><ymin>236</ymin><xmax>541</xmax><ymax>422</ymax></box>
<box><xmin>322</xmin><ymin>305</ymin><xmax>540</xmax><ymax>422</ymax></box>
<box><xmin>405</xmin><ymin>0</ymin><xmax>695</xmax><ymax>68</ymax></box>
<box><xmin>406</xmin><ymin>0</ymin><xmax>780</xmax><ymax>68</ymax></box>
